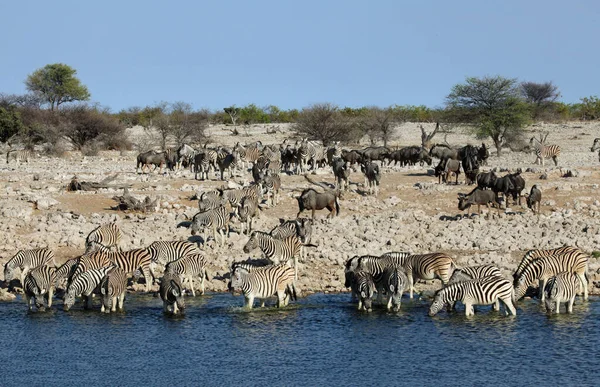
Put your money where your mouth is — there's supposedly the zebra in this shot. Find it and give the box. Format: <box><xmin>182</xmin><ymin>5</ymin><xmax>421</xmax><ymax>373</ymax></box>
<box><xmin>23</xmin><ymin>265</ymin><xmax>56</xmax><ymax>311</ymax></box>
<box><xmin>259</xmin><ymin>173</ymin><xmax>281</xmax><ymax>206</ymax></box>
<box><xmin>193</xmin><ymin>151</ymin><xmax>211</xmax><ymax>180</ymax></box>
<box><xmin>55</xmin><ymin>257</ymin><xmax>79</xmax><ymax>291</ymax></box>
<box><xmin>4</xmin><ymin>248</ymin><xmax>55</xmax><ymax>287</ymax></box>
<box><xmin>429</xmin><ymin>276</ymin><xmax>517</xmax><ymax>317</ymax></box>
<box><xmin>228</xmin><ymin>264</ymin><xmax>297</xmax><ymax>309</ymax></box>
<box><xmin>544</xmin><ymin>272</ymin><xmax>580</xmax><ymax>314</ymax></box>
<box><xmin>400</xmin><ymin>253</ymin><xmax>456</xmax><ymax>299</ymax></box>
<box><xmin>591</xmin><ymin>138</ymin><xmax>600</xmax><ymax>162</ymax></box>
<box><xmin>160</xmin><ymin>272</ymin><xmax>185</xmax><ymax>315</ymax></box>
<box><xmin>100</xmin><ymin>266</ymin><xmax>128</xmax><ymax>313</ymax></box>
<box><xmin>64</xmin><ymin>266</ymin><xmax>113</xmax><ymax>311</ymax></box>
<box><xmin>350</xmin><ymin>270</ymin><xmax>377</xmax><ymax>312</ymax></box>
<box><xmin>106</xmin><ymin>249</ymin><xmax>154</xmax><ymax>292</ymax></box>
<box><xmin>219</xmin><ymin>184</ymin><xmax>264</xmax><ymax>213</ymax></box>
<box><xmin>216</xmin><ymin>150</ymin><xmax>238</xmax><ymax>180</ymax></box>
<box><xmin>228</xmin><ymin>259</ymin><xmax>274</xmax><ymax>307</ymax></box>
<box><xmin>70</xmin><ymin>252</ymin><xmax>112</xmax><ymax>287</ymax></box>
<box><xmin>190</xmin><ymin>205</ymin><xmax>231</xmax><ymax>247</ymax></box>
<box><xmin>449</xmin><ymin>264</ymin><xmax>502</xmax><ymax>284</ymax></box>
<box><xmin>297</xmin><ymin>139</ymin><xmax>325</xmax><ymax>173</ymax></box>
<box><xmin>176</xmin><ymin>143</ymin><xmax>196</xmax><ymax>171</ymax></box>
<box><xmin>243</xmin><ymin>231</ymin><xmax>302</xmax><ymax>279</ymax></box>
<box><xmin>85</xmin><ymin>223</ymin><xmax>122</xmax><ymax>254</ymax></box>
<box><xmin>198</xmin><ymin>190</ymin><xmax>225</xmax><ymax>212</ymax></box>
<box><xmin>234</xmin><ymin>142</ymin><xmax>262</xmax><ymax>169</ymax></box>
<box><xmin>513</xmin><ymin>246</ymin><xmax>583</xmax><ymax>284</ymax></box>
<box><xmin>514</xmin><ymin>253</ymin><xmax>588</xmax><ymax>302</ymax></box>
<box><xmin>350</xmin><ymin>253</ymin><xmax>412</xmax><ymax>302</ymax></box>
<box><xmin>270</xmin><ymin>218</ymin><xmax>313</xmax><ymax>245</ymax></box>
<box><xmin>360</xmin><ymin>161</ymin><xmax>381</xmax><ymax>195</ymax></box>
<box><xmin>529</xmin><ymin>137</ymin><xmax>560</xmax><ymax>166</ymax></box>
<box><xmin>146</xmin><ymin>240</ymin><xmax>202</xmax><ymax>276</ymax></box>
<box><xmin>165</xmin><ymin>253</ymin><xmax>209</xmax><ymax>297</ymax></box>
<box><xmin>381</xmin><ymin>265</ymin><xmax>408</xmax><ymax>311</ymax></box>
<box><xmin>6</xmin><ymin>149</ymin><xmax>34</xmax><ymax>164</ymax></box>
<box><xmin>237</xmin><ymin>196</ymin><xmax>260</xmax><ymax>235</ymax></box>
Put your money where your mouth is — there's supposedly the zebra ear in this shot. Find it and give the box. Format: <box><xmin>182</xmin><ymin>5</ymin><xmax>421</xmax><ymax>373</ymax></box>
<box><xmin>101</xmin><ymin>287</ymin><xmax>106</xmax><ymax>295</ymax></box>
<box><xmin>360</xmin><ymin>291</ymin><xmax>366</xmax><ymax>298</ymax></box>
<box><xmin>171</xmin><ymin>288</ymin><xmax>180</xmax><ymax>297</ymax></box>
<box><xmin>390</xmin><ymin>284</ymin><xmax>395</xmax><ymax>292</ymax></box>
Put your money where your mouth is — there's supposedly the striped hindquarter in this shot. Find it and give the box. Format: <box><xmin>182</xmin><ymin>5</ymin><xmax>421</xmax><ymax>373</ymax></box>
<box><xmin>350</xmin><ymin>271</ymin><xmax>376</xmax><ymax>312</ymax></box>
<box><xmin>160</xmin><ymin>272</ymin><xmax>185</xmax><ymax>315</ymax></box>
<box><xmin>513</xmin><ymin>246</ymin><xmax>582</xmax><ymax>282</ymax></box>
<box><xmin>55</xmin><ymin>258</ymin><xmax>79</xmax><ymax>290</ymax></box>
<box><xmin>23</xmin><ymin>265</ymin><xmax>56</xmax><ymax>311</ymax></box>
<box><xmin>70</xmin><ymin>252</ymin><xmax>112</xmax><ymax>286</ymax></box>
<box><xmin>229</xmin><ymin>264</ymin><xmax>297</xmax><ymax>309</ymax></box>
<box><xmin>237</xmin><ymin>196</ymin><xmax>260</xmax><ymax>235</ymax></box>
<box><xmin>165</xmin><ymin>253</ymin><xmax>209</xmax><ymax>296</ymax></box>
<box><xmin>190</xmin><ymin>205</ymin><xmax>231</xmax><ymax>247</ymax></box>
<box><xmin>4</xmin><ymin>248</ymin><xmax>55</xmax><ymax>286</ymax></box>
<box><xmin>429</xmin><ymin>276</ymin><xmax>516</xmax><ymax>317</ymax></box>
<box><xmin>514</xmin><ymin>253</ymin><xmax>588</xmax><ymax>302</ymax></box>
<box><xmin>85</xmin><ymin>223</ymin><xmax>122</xmax><ymax>254</ymax></box>
<box><xmin>402</xmin><ymin>253</ymin><xmax>456</xmax><ymax>298</ymax></box>
<box><xmin>64</xmin><ymin>266</ymin><xmax>113</xmax><ymax>311</ymax></box>
<box><xmin>544</xmin><ymin>272</ymin><xmax>580</xmax><ymax>314</ymax></box>
<box><xmin>146</xmin><ymin>241</ymin><xmax>201</xmax><ymax>266</ymax></box>
<box><xmin>243</xmin><ymin>231</ymin><xmax>302</xmax><ymax>279</ymax></box>
<box><xmin>106</xmin><ymin>249</ymin><xmax>153</xmax><ymax>292</ymax></box>
<box><xmin>534</xmin><ymin>144</ymin><xmax>561</xmax><ymax>166</ymax></box>
<box><xmin>449</xmin><ymin>264</ymin><xmax>502</xmax><ymax>284</ymax></box>
<box><xmin>100</xmin><ymin>266</ymin><xmax>128</xmax><ymax>313</ymax></box>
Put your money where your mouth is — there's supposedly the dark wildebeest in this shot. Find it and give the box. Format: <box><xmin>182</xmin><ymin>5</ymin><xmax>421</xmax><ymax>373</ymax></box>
<box><xmin>477</xmin><ymin>143</ymin><xmax>490</xmax><ymax>165</ymax></box>
<box><xmin>429</xmin><ymin>144</ymin><xmax>458</xmax><ymax>162</ymax></box>
<box><xmin>490</xmin><ymin>174</ymin><xmax>515</xmax><ymax>208</ymax></box>
<box><xmin>297</xmin><ymin>189</ymin><xmax>340</xmax><ymax>219</ymax></box>
<box><xmin>458</xmin><ymin>187</ymin><xmax>501</xmax><ymax>217</ymax></box>
<box><xmin>361</xmin><ymin>162</ymin><xmax>380</xmax><ymax>195</ymax></box>
<box><xmin>444</xmin><ymin>159</ymin><xmax>461</xmax><ymax>184</ymax></box>
<box><xmin>389</xmin><ymin>146</ymin><xmax>432</xmax><ymax>166</ymax></box>
<box><xmin>326</xmin><ymin>143</ymin><xmax>342</xmax><ymax>166</ymax></box>
<box><xmin>341</xmin><ymin>149</ymin><xmax>364</xmax><ymax>166</ymax></box>
<box><xmin>280</xmin><ymin>145</ymin><xmax>298</xmax><ymax>173</ymax></box>
<box><xmin>332</xmin><ymin>158</ymin><xmax>351</xmax><ymax>191</ymax></box>
<box><xmin>360</xmin><ymin>146</ymin><xmax>391</xmax><ymax>163</ymax></box>
<box><xmin>507</xmin><ymin>171</ymin><xmax>526</xmax><ymax>206</ymax></box>
<box><xmin>461</xmin><ymin>147</ymin><xmax>480</xmax><ymax>185</ymax></box>
<box><xmin>136</xmin><ymin>150</ymin><xmax>167</xmax><ymax>174</ymax></box>
<box><xmin>476</xmin><ymin>171</ymin><xmax>497</xmax><ymax>190</ymax></box>
<box><xmin>526</xmin><ymin>185</ymin><xmax>542</xmax><ymax>214</ymax></box>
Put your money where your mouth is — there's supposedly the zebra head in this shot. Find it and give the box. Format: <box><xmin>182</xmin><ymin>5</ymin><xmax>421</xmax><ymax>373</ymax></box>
<box><xmin>243</xmin><ymin>232</ymin><xmax>259</xmax><ymax>254</ymax></box>
<box><xmin>344</xmin><ymin>256</ymin><xmax>360</xmax><ymax>288</ymax></box>
<box><xmin>63</xmin><ymin>290</ymin><xmax>77</xmax><ymax>311</ymax></box>
<box><xmin>170</xmin><ymin>280</ymin><xmax>185</xmax><ymax>311</ymax></box>
<box><xmin>229</xmin><ymin>266</ymin><xmax>248</xmax><ymax>294</ymax></box>
<box><xmin>3</xmin><ymin>252</ymin><xmax>21</xmax><ymax>283</ymax></box>
<box><xmin>428</xmin><ymin>291</ymin><xmax>446</xmax><ymax>317</ymax></box>
<box><xmin>544</xmin><ymin>298</ymin><xmax>557</xmax><ymax>314</ymax></box>
<box><xmin>513</xmin><ymin>276</ymin><xmax>529</xmax><ymax>302</ymax></box>
<box><xmin>591</xmin><ymin>138</ymin><xmax>600</xmax><ymax>152</ymax></box>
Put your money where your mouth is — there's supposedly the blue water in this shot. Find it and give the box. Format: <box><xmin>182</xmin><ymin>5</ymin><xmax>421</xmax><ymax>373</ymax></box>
<box><xmin>0</xmin><ymin>293</ymin><xmax>598</xmax><ymax>387</ymax></box>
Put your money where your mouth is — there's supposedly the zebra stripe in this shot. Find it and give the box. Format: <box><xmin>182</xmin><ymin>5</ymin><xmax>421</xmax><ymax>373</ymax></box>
<box><xmin>351</xmin><ymin>270</ymin><xmax>377</xmax><ymax>312</ymax></box>
<box><xmin>234</xmin><ymin>143</ymin><xmax>262</xmax><ymax>168</ymax></box>
<box><xmin>55</xmin><ymin>258</ymin><xmax>79</xmax><ymax>290</ymax></box>
<box><xmin>160</xmin><ymin>272</ymin><xmax>185</xmax><ymax>315</ymax></box>
<box><xmin>429</xmin><ymin>275</ymin><xmax>517</xmax><ymax>317</ymax></box>
<box><xmin>216</xmin><ymin>150</ymin><xmax>238</xmax><ymax>180</ymax></box>
<box><xmin>259</xmin><ymin>173</ymin><xmax>281</xmax><ymax>206</ymax></box>
<box><xmin>190</xmin><ymin>205</ymin><xmax>231</xmax><ymax>247</ymax></box>
<box><xmin>530</xmin><ymin>138</ymin><xmax>561</xmax><ymax>166</ymax></box>
<box><xmin>544</xmin><ymin>272</ymin><xmax>580</xmax><ymax>314</ymax></box>
<box><xmin>381</xmin><ymin>265</ymin><xmax>407</xmax><ymax>311</ymax></box>
<box><xmin>85</xmin><ymin>223</ymin><xmax>122</xmax><ymax>254</ymax></box>
<box><xmin>106</xmin><ymin>249</ymin><xmax>153</xmax><ymax>292</ymax></box>
<box><xmin>4</xmin><ymin>248</ymin><xmax>55</xmax><ymax>287</ymax></box>
<box><xmin>449</xmin><ymin>264</ymin><xmax>502</xmax><ymax>284</ymax></box>
<box><xmin>71</xmin><ymin>252</ymin><xmax>112</xmax><ymax>286</ymax></box>
<box><xmin>23</xmin><ymin>265</ymin><xmax>56</xmax><ymax>311</ymax></box>
<box><xmin>243</xmin><ymin>231</ymin><xmax>302</xmax><ymax>278</ymax></box>
<box><xmin>64</xmin><ymin>266</ymin><xmax>113</xmax><ymax>311</ymax></box>
<box><xmin>228</xmin><ymin>264</ymin><xmax>297</xmax><ymax>309</ymax></box>
<box><xmin>514</xmin><ymin>253</ymin><xmax>588</xmax><ymax>302</ymax></box>
<box><xmin>513</xmin><ymin>246</ymin><xmax>581</xmax><ymax>283</ymax></box>
<box><xmin>6</xmin><ymin>149</ymin><xmax>33</xmax><ymax>164</ymax></box>
<box><xmin>100</xmin><ymin>266</ymin><xmax>128</xmax><ymax>313</ymax></box>
<box><xmin>237</xmin><ymin>196</ymin><xmax>260</xmax><ymax>235</ymax></box>
<box><xmin>270</xmin><ymin>218</ymin><xmax>313</xmax><ymax>245</ymax></box>
<box><xmin>401</xmin><ymin>253</ymin><xmax>456</xmax><ymax>299</ymax></box>
<box><xmin>146</xmin><ymin>241</ymin><xmax>201</xmax><ymax>266</ymax></box>
<box><xmin>165</xmin><ymin>253</ymin><xmax>209</xmax><ymax>297</ymax></box>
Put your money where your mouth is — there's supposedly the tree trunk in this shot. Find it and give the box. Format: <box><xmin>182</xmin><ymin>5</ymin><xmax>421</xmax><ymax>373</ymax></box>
<box><xmin>493</xmin><ymin>136</ymin><xmax>503</xmax><ymax>156</ymax></box>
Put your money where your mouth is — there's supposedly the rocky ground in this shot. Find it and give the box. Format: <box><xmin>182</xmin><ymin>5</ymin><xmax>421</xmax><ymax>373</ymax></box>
<box><xmin>1</xmin><ymin>121</ymin><xmax>599</xmax><ymax>298</ymax></box>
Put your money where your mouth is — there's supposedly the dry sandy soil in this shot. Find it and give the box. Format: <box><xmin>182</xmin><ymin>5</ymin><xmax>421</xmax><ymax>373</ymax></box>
<box><xmin>1</xmin><ymin>122</ymin><xmax>599</xmax><ymax>297</ymax></box>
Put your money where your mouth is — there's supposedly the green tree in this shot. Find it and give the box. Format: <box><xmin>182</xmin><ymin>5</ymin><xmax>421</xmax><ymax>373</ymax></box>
<box><xmin>577</xmin><ymin>96</ymin><xmax>600</xmax><ymax>120</ymax></box>
<box><xmin>520</xmin><ymin>81</ymin><xmax>560</xmax><ymax>119</ymax></box>
<box><xmin>25</xmin><ymin>63</ymin><xmax>90</xmax><ymax>110</ymax></box>
<box><xmin>0</xmin><ymin>106</ymin><xmax>25</xmax><ymax>143</ymax></box>
<box><xmin>446</xmin><ymin>76</ymin><xmax>530</xmax><ymax>156</ymax></box>
<box><xmin>223</xmin><ymin>106</ymin><xmax>241</xmax><ymax>126</ymax></box>
<box><xmin>239</xmin><ymin>103</ymin><xmax>270</xmax><ymax>124</ymax></box>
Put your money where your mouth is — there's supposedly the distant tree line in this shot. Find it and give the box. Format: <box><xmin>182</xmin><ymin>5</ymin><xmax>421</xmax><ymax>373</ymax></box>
<box><xmin>2</xmin><ymin>63</ymin><xmax>600</xmax><ymax>155</ymax></box>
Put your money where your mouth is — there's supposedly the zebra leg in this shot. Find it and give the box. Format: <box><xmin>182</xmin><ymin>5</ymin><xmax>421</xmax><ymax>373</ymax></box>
<box><xmin>567</xmin><ymin>297</ymin><xmax>574</xmax><ymax>313</ymax></box>
<box><xmin>387</xmin><ymin>295</ymin><xmax>393</xmax><ymax>310</ymax></box>
<box><xmin>555</xmin><ymin>301</ymin><xmax>560</xmax><ymax>314</ymax></box>
<box><xmin>118</xmin><ymin>292</ymin><xmax>125</xmax><ymax>310</ymax></box>
<box><xmin>357</xmin><ymin>298</ymin><xmax>363</xmax><ymax>311</ymax></box>
<box><xmin>173</xmin><ymin>302</ymin><xmax>179</xmax><ymax>315</ymax></box>
<box><xmin>111</xmin><ymin>296</ymin><xmax>117</xmax><ymax>312</ymax></box>
<box><xmin>465</xmin><ymin>302</ymin><xmax>474</xmax><ymax>317</ymax></box>
<box><xmin>294</xmin><ymin>255</ymin><xmax>298</xmax><ymax>281</ymax></box>
<box><xmin>25</xmin><ymin>294</ymin><xmax>32</xmax><ymax>311</ymax></box>
<box><xmin>189</xmin><ymin>275</ymin><xmax>195</xmax><ymax>297</ymax></box>
<box><xmin>500</xmin><ymin>297</ymin><xmax>517</xmax><ymax>316</ymax></box>
<box><xmin>142</xmin><ymin>267</ymin><xmax>152</xmax><ymax>293</ymax></box>
<box><xmin>244</xmin><ymin>295</ymin><xmax>254</xmax><ymax>309</ymax></box>
<box><xmin>47</xmin><ymin>287</ymin><xmax>53</xmax><ymax>308</ymax></box>
<box><xmin>539</xmin><ymin>279</ymin><xmax>546</xmax><ymax>302</ymax></box>
<box><xmin>492</xmin><ymin>299</ymin><xmax>499</xmax><ymax>311</ymax></box>
<box><xmin>408</xmin><ymin>274</ymin><xmax>414</xmax><ymax>299</ymax></box>
<box><xmin>577</xmin><ymin>273</ymin><xmax>588</xmax><ymax>301</ymax></box>
<box><xmin>276</xmin><ymin>290</ymin><xmax>285</xmax><ymax>308</ymax></box>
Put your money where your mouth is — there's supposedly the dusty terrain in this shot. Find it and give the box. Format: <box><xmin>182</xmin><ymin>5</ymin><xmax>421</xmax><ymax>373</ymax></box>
<box><xmin>1</xmin><ymin>122</ymin><xmax>599</xmax><ymax>296</ymax></box>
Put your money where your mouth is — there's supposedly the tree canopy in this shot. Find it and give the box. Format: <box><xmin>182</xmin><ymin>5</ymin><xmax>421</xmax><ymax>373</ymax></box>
<box><xmin>25</xmin><ymin>63</ymin><xmax>90</xmax><ymax>111</ymax></box>
<box><xmin>294</xmin><ymin>103</ymin><xmax>355</xmax><ymax>146</ymax></box>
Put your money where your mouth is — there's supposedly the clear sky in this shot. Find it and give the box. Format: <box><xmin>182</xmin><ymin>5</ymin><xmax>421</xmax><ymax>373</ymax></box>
<box><xmin>1</xmin><ymin>0</ymin><xmax>598</xmax><ymax>112</ymax></box>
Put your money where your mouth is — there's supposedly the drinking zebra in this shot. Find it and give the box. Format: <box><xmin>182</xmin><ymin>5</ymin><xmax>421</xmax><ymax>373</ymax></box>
<box><xmin>160</xmin><ymin>272</ymin><xmax>185</xmax><ymax>315</ymax></box>
<box><xmin>146</xmin><ymin>240</ymin><xmax>202</xmax><ymax>277</ymax></box>
<box><xmin>6</xmin><ymin>149</ymin><xmax>34</xmax><ymax>164</ymax></box>
<box><xmin>544</xmin><ymin>272</ymin><xmax>580</xmax><ymax>314</ymax></box>
<box><xmin>350</xmin><ymin>253</ymin><xmax>411</xmax><ymax>302</ymax></box>
<box><xmin>70</xmin><ymin>252</ymin><xmax>112</xmax><ymax>286</ymax></box>
<box><xmin>55</xmin><ymin>257</ymin><xmax>79</xmax><ymax>291</ymax></box>
<box><xmin>429</xmin><ymin>276</ymin><xmax>517</xmax><ymax>317</ymax></box>
<box><xmin>64</xmin><ymin>266</ymin><xmax>113</xmax><ymax>311</ymax></box>
<box><xmin>513</xmin><ymin>246</ymin><xmax>582</xmax><ymax>284</ymax></box>
<box><xmin>190</xmin><ymin>205</ymin><xmax>231</xmax><ymax>247</ymax></box>
<box><xmin>350</xmin><ymin>270</ymin><xmax>377</xmax><ymax>312</ymax></box>
<box><xmin>100</xmin><ymin>266</ymin><xmax>128</xmax><ymax>313</ymax></box>
<box><xmin>23</xmin><ymin>265</ymin><xmax>56</xmax><ymax>311</ymax></box>
<box><xmin>514</xmin><ymin>253</ymin><xmax>588</xmax><ymax>302</ymax></box>
<box><xmin>399</xmin><ymin>253</ymin><xmax>456</xmax><ymax>299</ymax></box>
<box><xmin>228</xmin><ymin>264</ymin><xmax>297</xmax><ymax>309</ymax></box>
<box><xmin>529</xmin><ymin>137</ymin><xmax>560</xmax><ymax>166</ymax></box>
<box><xmin>4</xmin><ymin>248</ymin><xmax>55</xmax><ymax>287</ymax></box>
<box><xmin>85</xmin><ymin>223</ymin><xmax>122</xmax><ymax>254</ymax></box>
<box><xmin>381</xmin><ymin>265</ymin><xmax>408</xmax><ymax>311</ymax></box>
<box><xmin>243</xmin><ymin>231</ymin><xmax>302</xmax><ymax>279</ymax></box>
<box><xmin>165</xmin><ymin>253</ymin><xmax>209</xmax><ymax>297</ymax></box>
<box><xmin>106</xmin><ymin>249</ymin><xmax>154</xmax><ymax>292</ymax></box>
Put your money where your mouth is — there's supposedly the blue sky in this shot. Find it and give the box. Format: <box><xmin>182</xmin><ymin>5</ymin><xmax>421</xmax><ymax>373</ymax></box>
<box><xmin>1</xmin><ymin>0</ymin><xmax>598</xmax><ymax>112</ymax></box>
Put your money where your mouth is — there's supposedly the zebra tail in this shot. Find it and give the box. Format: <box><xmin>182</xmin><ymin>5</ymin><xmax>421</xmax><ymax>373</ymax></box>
<box><xmin>287</xmin><ymin>283</ymin><xmax>297</xmax><ymax>301</ymax></box>
<box><xmin>335</xmin><ymin>196</ymin><xmax>340</xmax><ymax>216</ymax></box>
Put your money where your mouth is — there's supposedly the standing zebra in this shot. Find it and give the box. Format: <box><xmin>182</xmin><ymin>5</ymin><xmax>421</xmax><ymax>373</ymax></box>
<box><xmin>216</xmin><ymin>150</ymin><xmax>238</xmax><ymax>180</ymax></box>
<box><xmin>350</xmin><ymin>270</ymin><xmax>377</xmax><ymax>312</ymax></box>
<box><xmin>70</xmin><ymin>252</ymin><xmax>112</xmax><ymax>286</ymax></box>
<box><xmin>165</xmin><ymin>253</ymin><xmax>209</xmax><ymax>297</ymax></box>
<box><xmin>544</xmin><ymin>272</ymin><xmax>580</xmax><ymax>314</ymax></box>
<box><xmin>54</xmin><ymin>257</ymin><xmax>79</xmax><ymax>291</ymax></box>
<box><xmin>106</xmin><ymin>249</ymin><xmax>154</xmax><ymax>292</ymax></box>
<box><xmin>85</xmin><ymin>223</ymin><xmax>122</xmax><ymax>254</ymax></box>
<box><xmin>23</xmin><ymin>265</ymin><xmax>56</xmax><ymax>311</ymax></box>
<box><xmin>176</xmin><ymin>144</ymin><xmax>196</xmax><ymax>171</ymax></box>
<box><xmin>400</xmin><ymin>253</ymin><xmax>456</xmax><ymax>299</ymax></box>
<box><xmin>351</xmin><ymin>253</ymin><xmax>411</xmax><ymax>302</ymax></box>
<box><xmin>100</xmin><ymin>266</ymin><xmax>128</xmax><ymax>313</ymax></box>
<box><xmin>514</xmin><ymin>253</ymin><xmax>588</xmax><ymax>302</ymax></box>
<box><xmin>160</xmin><ymin>272</ymin><xmax>185</xmax><ymax>315</ymax></box>
<box><xmin>259</xmin><ymin>173</ymin><xmax>281</xmax><ymax>206</ymax></box>
<box><xmin>513</xmin><ymin>246</ymin><xmax>586</xmax><ymax>286</ymax></box>
<box><xmin>190</xmin><ymin>204</ymin><xmax>231</xmax><ymax>247</ymax></box>
<box><xmin>590</xmin><ymin>138</ymin><xmax>600</xmax><ymax>162</ymax></box>
<box><xmin>381</xmin><ymin>265</ymin><xmax>408</xmax><ymax>311</ymax></box>
<box><xmin>146</xmin><ymin>241</ymin><xmax>201</xmax><ymax>276</ymax></box>
<box><xmin>6</xmin><ymin>149</ymin><xmax>34</xmax><ymax>164</ymax></box>
<box><xmin>243</xmin><ymin>231</ymin><xmax>302</xmax><ymax>279</ymax></box>
<box><xmin>449</xmin><ymin>264</ymin><xmax>502</xmax><ymax>284</ymax></box>
<box><xmin>64</xmin><ymin>266</ymin><xmax>113</xmax><ymax>311</ymax></box>
<box><xmin>429</xmin><ymin>276</ymin><xmax>517</xmax><ymax>317</ymax></box>
<box><xmin>4</xmin><ymin>248</ymin><xmax>55</xmax><ymax>287</ymax></box>
<box><xmin>234</xmin><ymin>142</ymin><xmax>262</xmax><ymax>169</ymax></box>
<box><xmin>228</xmin><ymin>264</ymin><xmax>297</xmax><ymax>309</ymax></box>
<box><xmin>270</xmin><ymin>218</ymin><xmax>313</xmax><ymax>245</ymax></box>
<box><xmin>529</xmin><ymin>137</ymin><xmax>560</xmax><ymax>166</ymax></box>
<box><xmin>237</xmin><ymin>196</ymin><xmax>260</xmax><ymax>235</ymax></box>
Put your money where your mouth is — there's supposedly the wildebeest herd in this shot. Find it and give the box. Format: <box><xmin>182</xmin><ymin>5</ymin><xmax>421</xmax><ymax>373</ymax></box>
<box><xmin>2</xmin><ymin>134</ymin><xmax>592</xmax><ymax>317</ymax></box>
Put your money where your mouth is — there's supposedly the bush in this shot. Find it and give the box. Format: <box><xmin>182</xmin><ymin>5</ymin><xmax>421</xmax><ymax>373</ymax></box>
<box><xmin>61</xmin><ymin>105</ymin><xmax>126</xmax><ymax>150</ymax></box>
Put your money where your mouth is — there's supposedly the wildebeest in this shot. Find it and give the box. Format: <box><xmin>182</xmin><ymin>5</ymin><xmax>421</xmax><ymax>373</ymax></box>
<box><xmin>429</xmin><ymin>144</ymin><xmax>458</xmax><ymax>162</ymax></box>
<box><xmin>361</xmin><ymin>162</ymin><xmax>380</xmax><ymax>195</ymax></box>
<box><xmin>507</xmin><ymin>171</ymin><xmax>526</xmax><ymax>206</ymax></box>
<box><xmin>591</xmin><ymin>138</ymin><xmax>600</xmax><ymax>162</ymax></box>
<box><xmin>458</xmin><ymin>187</ymin><xmax>501</xmax><ymax>216</ymax></box>
<box><xmin>443</xmin><ymin>159</ymin><xmax>461</xmax><ymax>184</ymax></box>
<box><xmin>389</xmin><ymin>146</ymin><xmax>431</xmax><ymax>166</ymax></box>
<box><xmin>490</xmin><ymin>174</ymin><xmax>515</xmax><ymax>207</ymax></box>
<box><xmin>297</xmin><ymin>189</ymin><xmax>340</xmax><ymax>219</ymax></box>
<box><xmin>360</xmin><ymin>146</ymin><xmax>390</xmax><ymax>163</ymax></box>
<box><xmin>136</xmin><ymin>150</ymin><xmax>167</xmax><ymax>174</ymax></box>
<box><xmin>461</xmin><ymin>152</ymin><xmax>479</xmax><ymax>185</ymax></box>
<box><xmin>526</xmin><ymin>185</ymin><xmax>542</xmax><ymax>214</ymax></box>
<box><xmin>332</xmin><ymin>158</ymin><xmax>351</xmax><ymax>191</ymax></box>
<box><xmin>341</xmin><ymin>149</ymin><xmax>363</xmax><ymax>166</ymax></box>
<box><xmin>476</xmin><ymin>171</ymin><xmax>497</xmax><ymax>189</ymax></box>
